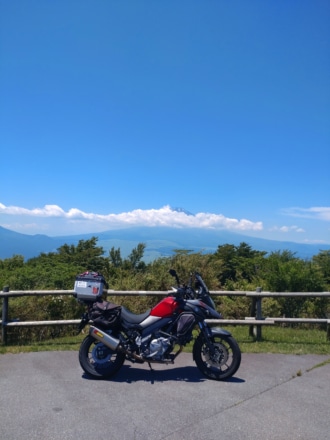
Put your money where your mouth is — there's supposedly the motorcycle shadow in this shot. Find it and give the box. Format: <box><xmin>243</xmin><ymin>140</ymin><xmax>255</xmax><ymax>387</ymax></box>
<box><xmin>114</xmin><ymin>364</ymin><xmax>206</xmax><ymax>384</ymax></box>
<box><xmin>83</xmin><ymin>365</ymin><xmax>245</xmax><ymax>384</ymax></box>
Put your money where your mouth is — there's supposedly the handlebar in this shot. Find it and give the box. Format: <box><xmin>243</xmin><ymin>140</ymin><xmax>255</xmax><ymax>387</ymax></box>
<box><xmin>169</xmin><ymin>269</ymin><xmax>209</xmax><ymax>299</ymax></box>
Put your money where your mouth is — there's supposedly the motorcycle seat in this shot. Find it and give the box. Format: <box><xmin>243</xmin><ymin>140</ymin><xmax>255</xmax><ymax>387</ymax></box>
<box><xmin>121</xmin><ymin>307</ymin><xmax>151</xmax><ymax>324</ymax></box>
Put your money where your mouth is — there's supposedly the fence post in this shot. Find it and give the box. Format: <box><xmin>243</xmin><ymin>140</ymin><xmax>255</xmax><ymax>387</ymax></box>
<box><xmin>2</xmin><ymin>287</ymin><xmax>9</xmax><ymax>345</ymax></box>
<box><xmin>255</xmin><ymin>288</ymin><xmax>263</xmax><ymax>341</ymax></box>
<box><xmin>249</xmin><ymin>287</ymin><xmax>263</xmax><ymax>341</ymax></box>
<box><xmin>249</xmin><ymin>297</ymin><xmax>256</xmax><ymax>337</ymax></box>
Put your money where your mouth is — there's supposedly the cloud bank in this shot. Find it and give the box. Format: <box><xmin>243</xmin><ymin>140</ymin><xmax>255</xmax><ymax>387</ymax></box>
<box><xmin>270</xmin><ymin>225</ymin><xmax>305</xmax><ymax>233</ymax></box>
<box><xmin>2</xmin><ymin>203</ymin><xmax>329</xmax><ymax>239</ymax></box>
<box><xmin>0</xmin><ymin>203</ymin><xmax>263</xmax><ymax>233</ymax></box>
<box><xmin>282</xmin><ymin>207</ymin><xmax>330</xmax><ymax>221</ymax></box>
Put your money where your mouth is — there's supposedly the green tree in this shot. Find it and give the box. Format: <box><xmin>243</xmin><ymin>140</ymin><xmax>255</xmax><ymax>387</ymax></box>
<box><xmin>260</xmin><ymin>250</ymin><xmax>324</xmax><ymax>292</ymax></box>
<box><xmin>109</xmin><ymin>247</ymin><xmax>123</xmax><ymax>268</ymax></box>
<box><xmin>312</xmin><ymin>250</ymin><xmax>330</xmax><ymax>288</ymax></box>
<box><xmin>259</xmin><ymin>250</ymin><xmax>326</xmax><ymax>318</ymax></box>
<box><xmin>126</xmin><ymin>243</ymin><xmax>146</xmax><ymax>270</ymax></box>
<box><xmin>0</xmin><ymin>255</ymin><xmax>25</xmax><ymax>271</ymax></box>
<box><xmin>56</xmin><ymin>237</ymin><xmax>106</xmax><ymax>272</ymax></box>
<box><xmin>212</xmin><ymin>242</ymin><xmax>266</xmax><ymax>288</ymax></box>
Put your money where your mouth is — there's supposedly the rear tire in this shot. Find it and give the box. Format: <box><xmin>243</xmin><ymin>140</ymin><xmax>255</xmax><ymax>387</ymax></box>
<box><xmin>79</xmin><ymin>335</ymin><xmax>125</xmax><ymax>379</ymax></box>
<box><xmin>193</xmin><ymin>331</ymin><xmax>241</xmax><ymax>380</ymax></box>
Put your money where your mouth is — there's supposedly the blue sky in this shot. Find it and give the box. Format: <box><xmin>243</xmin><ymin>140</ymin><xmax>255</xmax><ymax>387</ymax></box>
<box><xmin>1</xmin><ymin>1</ymin><xmax>329</xmax><ymax>244</ymax></box>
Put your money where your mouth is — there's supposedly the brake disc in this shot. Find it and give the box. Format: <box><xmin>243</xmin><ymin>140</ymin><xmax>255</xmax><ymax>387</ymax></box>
<box><xmin>204</xmin><ymin>342</ymin><xmax>229</xmax><ymax>367</ymax></box>
<box><xmin>91</xmin><ymin>343</ymin><xmax>112</xmax><ymax>364</ymax></box>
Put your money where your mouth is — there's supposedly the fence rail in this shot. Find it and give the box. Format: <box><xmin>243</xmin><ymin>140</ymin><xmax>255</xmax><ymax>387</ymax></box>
<box><xmin>1</xmin><ymin>288</ymin><xmax>330</xmax><ymax>344</ymax></box>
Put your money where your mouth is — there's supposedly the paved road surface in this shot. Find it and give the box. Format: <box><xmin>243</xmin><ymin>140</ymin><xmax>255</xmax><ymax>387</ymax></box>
<box><xmin>0</xmin><ymin>351</ymin><xmax>329</xmax><ymax>440</ymax></box>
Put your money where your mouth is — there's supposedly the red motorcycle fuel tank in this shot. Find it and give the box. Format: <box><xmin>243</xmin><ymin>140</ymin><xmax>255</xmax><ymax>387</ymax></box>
<box><xmin>150</xmin><ymin>297</ymin><xmax>181</xmax><ymax>318</ymax></box>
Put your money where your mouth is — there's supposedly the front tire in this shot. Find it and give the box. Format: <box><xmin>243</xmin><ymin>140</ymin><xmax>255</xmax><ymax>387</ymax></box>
<box><xmin>193</xmin><ymin>331</ymin><xmax>241</xmax><ymax>380</ymax></box>
<box><xmin>79</xmin><ymin>335</ymin><xmax>125</xmax><ymax>379</ymax></box>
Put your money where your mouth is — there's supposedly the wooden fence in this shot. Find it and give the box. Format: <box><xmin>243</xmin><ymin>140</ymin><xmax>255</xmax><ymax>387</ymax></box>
<box><xmin>1</xmin><ymin>287</ymin><xmax>330</xmax><ymax>344</ymax></box>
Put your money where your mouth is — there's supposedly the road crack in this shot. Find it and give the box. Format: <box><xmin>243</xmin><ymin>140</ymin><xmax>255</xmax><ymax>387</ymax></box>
<box><xmin>159</xmin><ymin>374</ymin><xmax>302</xmax><ymax>440</ymax></box>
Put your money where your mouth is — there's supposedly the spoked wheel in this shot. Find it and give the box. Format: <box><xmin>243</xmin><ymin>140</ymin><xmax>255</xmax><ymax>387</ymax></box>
<box><xmin>193</xmin><ymin>332</ymin><xmax>241</xmax><ymax>380</ymax></box>
<box><xmin>79</xmin><ymin>335</ymin><xmax>125</xmax><ymax>379</ymax></box>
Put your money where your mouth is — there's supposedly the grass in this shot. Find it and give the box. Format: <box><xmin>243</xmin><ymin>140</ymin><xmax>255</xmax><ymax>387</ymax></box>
<box><xmin>226</xmin><ymin>325</ymin><xmax>330</xmax><ymax>355</ymax></box>
<box><xmin>0</xmin><ymin>332</ymin><xmax>86</xmax><ymax>354</ymax></box>
<box><xmin>1</xmin><ymin>325</ymin><xmax>330</xmax><ymax>356</ymax></box>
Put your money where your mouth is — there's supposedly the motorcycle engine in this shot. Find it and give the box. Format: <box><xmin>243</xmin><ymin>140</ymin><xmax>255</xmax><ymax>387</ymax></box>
<box><xmin>146</xmin><ymin>337</ymin><xmax>172</xmax><ymax>360</ymax></box>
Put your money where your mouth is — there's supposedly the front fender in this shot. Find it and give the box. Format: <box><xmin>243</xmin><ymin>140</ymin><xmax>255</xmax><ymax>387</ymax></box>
<box><xmin>192</xmin><ymin>326</ymin><xmax>232</xmax><ymax>361</ymax></box>
<box><xmin>210</xmin><ymin>327</ymin><xmax>232</xmax><ymax>337</ymax></box>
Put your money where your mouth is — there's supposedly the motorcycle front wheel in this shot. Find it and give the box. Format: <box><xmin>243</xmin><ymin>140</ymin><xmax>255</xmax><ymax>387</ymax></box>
<box><xmin>79</xmin><ymin>335</ymin><xmax>126</xmax><ymax>379</ymax></box>
<box><xmin>193</xmin><ymin>332</ymin><xmax>241</xmax><ymax>380</ymax></box>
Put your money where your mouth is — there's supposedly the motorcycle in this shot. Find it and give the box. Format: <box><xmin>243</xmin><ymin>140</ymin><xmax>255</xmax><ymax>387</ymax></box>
<box><xmin>77</xmin><ymin>269</ymin><xmax>241</xmax><ymax>381</ymax></box>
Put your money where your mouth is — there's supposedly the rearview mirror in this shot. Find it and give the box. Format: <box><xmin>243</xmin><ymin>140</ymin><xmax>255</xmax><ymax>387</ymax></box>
<box><xmin>169</xmin><ymin>269</ymin><xmax>177</xmax><ymax>277</ymax></box>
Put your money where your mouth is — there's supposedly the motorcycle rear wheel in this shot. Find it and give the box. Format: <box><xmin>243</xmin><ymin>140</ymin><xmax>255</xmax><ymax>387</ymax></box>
<box><xmin>79</xmin><ymin>335</ymin><xmax>125</xmax><ymax>379</ymax></box>
<box><xmin>193</xmin><ymin>332</ymin><xmax>241</xmax><ymax>380</ymax></box>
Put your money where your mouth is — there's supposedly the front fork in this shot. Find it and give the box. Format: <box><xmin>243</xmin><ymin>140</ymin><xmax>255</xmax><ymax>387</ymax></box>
<box><xmin>198</xmin><ymin>321</ymin><xmax>213</xmax><ymax>339</ymax></box>
<box><xmin>197</xmin><ymin>321</ymin><xmax>232</xmax><ymax>353</ymax></box>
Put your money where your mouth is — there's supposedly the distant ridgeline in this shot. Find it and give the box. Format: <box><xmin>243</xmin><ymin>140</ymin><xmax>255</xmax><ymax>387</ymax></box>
<box><xmin>0</xmin><ymin>225</ymin><xmax>329</xmax><ymax>262</ymax></box>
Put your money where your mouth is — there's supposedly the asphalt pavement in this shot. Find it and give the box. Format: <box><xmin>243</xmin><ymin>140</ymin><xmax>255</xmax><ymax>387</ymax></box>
<box><xmin>0</xmin><ymin>350</ymin><xmax>329</xmax><ymax>440</ymax></box>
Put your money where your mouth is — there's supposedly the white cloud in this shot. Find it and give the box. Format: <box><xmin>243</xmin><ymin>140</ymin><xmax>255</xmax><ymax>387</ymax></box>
<box><xmin>270</xmin><ymin>225</ymin><xmax>305</xmax><ymax>233</ymax></box>
<box><xmin>1</xmin><ymin>222</ymin><xmax>48</xmax><ymax>232</ymax></box>
<box><xmin>0</xmin><ymin>203</ymin><xmax>65</xmax><ymax>217</ymax></box>
<box><xmin>0</xmin><ymin>203</ymin><xmax>263</xmax><ymax>232</ymax></box>
<box><xmin>282</xmin><ymin>206</ymin><xmax>330</xmax><ymax>221</ymax></box>
<box><xmin>302</xmin><ymin>239</ymin><xmax>328</xmax><ymax>244</ymax></box>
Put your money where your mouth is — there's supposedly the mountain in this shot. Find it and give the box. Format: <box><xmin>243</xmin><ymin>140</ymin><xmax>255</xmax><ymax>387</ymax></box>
<box><xmin>0</xmin><ymin>226</ymin><xmax>67</xmax><ymax>260</ymax></box>
<box><xmin>0</xmin><ymin>225</ymin><xmax>329</xmax><ymax>262</ymax></box>
<box><xmin>171</xmin><ymin>207</ymin><xmax>194</xmax><ymax>216</ymax></box>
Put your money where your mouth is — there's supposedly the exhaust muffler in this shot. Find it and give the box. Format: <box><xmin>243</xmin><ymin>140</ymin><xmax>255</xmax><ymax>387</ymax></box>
<box><xmin>89</xmin><ymin>325</ymin><xmax>145</xmax><ymax>363</ymax></box>
<box><xmin>89</xmin><ymin>326</ymin><xmax>121</xmax><ymax>351</ymax></box>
